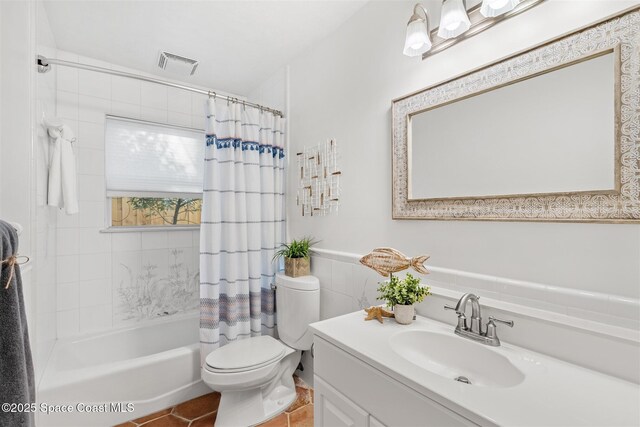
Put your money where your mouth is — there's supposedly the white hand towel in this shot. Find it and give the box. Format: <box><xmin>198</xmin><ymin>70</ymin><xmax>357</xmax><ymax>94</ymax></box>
<box><xmin>47</xmin><ymin>124</ymin><xmax>78</xmax><ymax>215</ymax></box>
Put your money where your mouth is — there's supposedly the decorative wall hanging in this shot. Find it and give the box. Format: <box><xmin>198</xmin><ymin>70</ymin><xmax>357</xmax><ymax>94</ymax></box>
<box><xmin>297</xmin><ymin>139</ymin><xmax>341</xmax><ymax>216</ymax></box>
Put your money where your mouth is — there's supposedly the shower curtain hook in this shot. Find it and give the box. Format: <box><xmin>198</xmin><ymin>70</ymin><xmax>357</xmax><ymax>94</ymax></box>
<box><xmin>242</xmin><ymin>100</ymin><xmax>246</xmax><ymax>111</ymax></box>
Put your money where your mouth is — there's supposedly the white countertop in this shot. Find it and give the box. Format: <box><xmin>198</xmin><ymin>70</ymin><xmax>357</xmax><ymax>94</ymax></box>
<box><xmin>310</xmin><ymin>311</ymin><xmax>640</xmax><ymax>427</ymax></box>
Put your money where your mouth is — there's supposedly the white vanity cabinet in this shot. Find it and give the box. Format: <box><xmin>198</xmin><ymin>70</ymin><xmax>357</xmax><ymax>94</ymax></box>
<box><xmin>313</xmin><ymin>336</ymin><xmax>480</xmax><ymax>427</ymax></box>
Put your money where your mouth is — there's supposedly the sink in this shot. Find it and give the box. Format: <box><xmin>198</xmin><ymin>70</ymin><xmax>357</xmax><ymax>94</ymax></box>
<box><xmin>389</xmin><ymin>330</ymin><xmax>525</xmax><ymax>388</ymax></box>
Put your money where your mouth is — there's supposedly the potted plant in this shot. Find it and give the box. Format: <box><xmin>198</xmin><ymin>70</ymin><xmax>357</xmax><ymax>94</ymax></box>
<box><xmin>273</xmin><ymin>237</ymin><xmax>316</xmax><ymax>278</ymax></box>
<box><xmin>376</xmin><ymin>273</ymin><xmax>430</xmax><ymax>325</ymax></box>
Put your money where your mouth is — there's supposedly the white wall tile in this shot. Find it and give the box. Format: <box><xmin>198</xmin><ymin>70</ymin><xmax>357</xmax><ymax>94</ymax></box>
<box><xmin>141</xmin><ymin>231</ymin><xmax>168</xmax><ymax>249</ymax></box>
<box><xmin>112</xmin><ymin>250</ymin><xmax>141</xmax><ymax>288</ymax></box>
<box><xmin>79</xmin><ymin>279</ymin><xmax>112</xmax><ymax>308</ymax></box>
<box><xmin>320</xmin><ymin>289</ymin><xmax>354</xmax><ymax>320</ymax></box>
<box><xmin>57</xmin><ymin>65</ymin><xmax>78</xmax><ymax>94</ymax></box>
<box><xmin>141</xmin><ymin>81</ymin><xmax>167</xmax><ymax>109</ymax></box>
<box><xmin>331</xmin><ymin>260</ymin><xmax>353</xmax><ymax>296</ymax></box>
<box><xmin>78</xmin><ymin>252</ymin><xmax>110</xmax><ymax>281</ymax></box>
<box><xmin>56</xmin><ymin>228</ymin><xmax>79</xmax><ymax>255</ymax></box>
<box><xmin>57</xmin><ymin>255</ymin><xmax>79</xmax><ymax>283</ymax></box>
<box><xmin>112</xmin><ymin>75</ymin><xmax>141</xmax><ymax>104</ymax></box>
<box><xmin>78</xmin><ymin>95</ymin><xmax>110</xmax><ymax>124</ymax></box>
<box><xmin>78</xmin><ymin>228</ymin><xmax>111</xmax><ymax>254</ymax></box>
<box><xmin>171</xmin><ymin>230</ymin><xmax>194</xmax><ymax>248</ymax></box>
<box><xmin>111</xmin><ymin>101</ymin><xmax>141</xmax><ymax>119</ymax></box>
<box><xmin>78</xmin><ymin>200</ymin><xmax>105</xmax><ymax>228</ymax></box>
<box><xmin>192</xmin><ymin>230</ymin><xmax>200</xmax><ymax>249</ymax></box>
<box><xmin>191</xmin><ymin>93</ymin><xmax>207</xmax><ymax>116</ymax></box>
<box><xmin>57</xmin><ymin>90</ymin><xmax>78</xmax><ymax>121</ymax></box>
<box><xmin>79</xmin><ymin>304</ymin><xmax>112</xmax><ymax>334</ymax></box>
<box><xmin>141</xmin><ymin>249</ymin><xmax>169</xmax><ymax>278</ymax></box>
<box><xmin>112</xmin><ymin>232</ymin><xmax>142</xmax><ymax>251</ymax></box>
<box><xmin>57</xmin><ymin>282</ymin><xmax>79</xmax><ymax>311</ymax></box>
<box><xmin>57</xmin><ymin>309</ymin><xmax>79</xmax><ymax>338</ymax></box>
<box><xmin>168</xmin><ymin>111</ymin><xmax>192</xmax><ymax>128</ymax></box>
<box><xmin>141</xmin><ymin>106</ymin><xmax>168</xmax><ymax>123</ymax></box>
<box><xmin>310</xmin><ymin>256</ymin><xmax>332</xmax><ymax>290</ymax></box>
<box><xmin>77</xmin><ymin>148</ymin><xmax>105</xmax><ymax>176</ymax></box>
<box><xmin>57</xmin><ymin>210</ymin><xmax>79</xmax><ymax>228</ymax></box>
<box><xmin>78</xmin><ymin>68</ymin><xmax>111</xmax><ymax>100</ymax></box>
<box><xmin>168</xmin><ymin>87</ymin><xmax>192</xmax><ymax>113</ymax></box>
<box><xmin>78</xmin><ymin>174</ymin><xmax>106</xmax><ymax>202</ymax></box>
<box><xmin>77</xmin><ymin>122</ymin><xmax>105</xmax><ymax>149</ymax></box>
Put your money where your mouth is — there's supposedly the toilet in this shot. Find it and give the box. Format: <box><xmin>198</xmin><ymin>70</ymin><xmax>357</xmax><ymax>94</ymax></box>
<box><xmin>201</xmin><ymin>274</ymin><xmax>320</xmax><ymax>427</ymax></box>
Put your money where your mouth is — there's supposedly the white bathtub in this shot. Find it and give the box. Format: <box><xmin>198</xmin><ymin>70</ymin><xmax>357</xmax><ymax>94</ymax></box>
<box><xmin>38</xmin><ymin>313</ymin><xmax>210</xmax><ymax>427</ymax></box>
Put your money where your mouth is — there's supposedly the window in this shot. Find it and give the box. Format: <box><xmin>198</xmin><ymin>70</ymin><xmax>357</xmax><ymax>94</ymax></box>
<box><xmin>105</xmin><ymin>116</ymin><xmax>204</xmax><ymax>228</ymax></box>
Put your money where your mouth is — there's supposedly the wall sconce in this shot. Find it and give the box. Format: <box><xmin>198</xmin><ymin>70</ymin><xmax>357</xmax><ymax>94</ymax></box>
<box><xmin>403</xmin><ymin>4</ymin><xmax>432</xmax><ymax>57</ymax></box>
<box><xmin>438</xmin><ymin>0</ymin><xmax>471</xmax><ymax>39</ymax></box>
<box><xmin>403</xmin><ymin>0</ymin><xmax>546</xmax><ymax>59</ymax></box>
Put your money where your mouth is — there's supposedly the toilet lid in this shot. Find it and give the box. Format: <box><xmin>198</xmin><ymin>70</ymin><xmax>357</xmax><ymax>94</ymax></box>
<box><xmin>205</xmin><ymin>336</ymin><xmax>286</xmax><ymax>372</ymax></box>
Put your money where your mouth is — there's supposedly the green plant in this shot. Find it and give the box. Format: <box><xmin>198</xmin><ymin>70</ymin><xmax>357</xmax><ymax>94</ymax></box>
<box><xmin>273</xmin><ymin>236</ymin><xmax>317</xmax><ymax>261</ymax></box>
<box><xmin>377</xmin><ymin>273</ymin><xmax>430</xmax><ymax>307</ymax></box>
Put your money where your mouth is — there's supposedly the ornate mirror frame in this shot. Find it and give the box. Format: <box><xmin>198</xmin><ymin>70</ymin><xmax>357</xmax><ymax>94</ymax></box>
<box><xmin>392</xmin><ymin>7</ymin><xmax>640</xmax><ymax>223</ymax></box>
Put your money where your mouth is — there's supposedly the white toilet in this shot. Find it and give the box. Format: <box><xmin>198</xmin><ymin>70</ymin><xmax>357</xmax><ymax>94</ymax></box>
<box><xmin>202</xmin><ymin>274</ymin><xmax>320</xmax><ymax>427</ymax></box>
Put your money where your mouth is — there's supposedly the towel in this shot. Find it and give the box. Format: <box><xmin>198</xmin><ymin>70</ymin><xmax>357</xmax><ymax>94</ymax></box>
<box><xmin>47</xmin><ymin>123</ymin><xmax>79</xmax><ymax>215</ymax></box>
<box><xmin>0</xmin><ymin>220</ymin><xmax>35</xmax><ymax>427</ymax></box>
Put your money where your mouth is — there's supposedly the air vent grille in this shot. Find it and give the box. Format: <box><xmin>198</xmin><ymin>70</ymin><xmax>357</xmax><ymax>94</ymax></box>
<box><xmin>157</xmin><ymin>51</ymin><xmax>199</xmax><ymax>76</ymax></box>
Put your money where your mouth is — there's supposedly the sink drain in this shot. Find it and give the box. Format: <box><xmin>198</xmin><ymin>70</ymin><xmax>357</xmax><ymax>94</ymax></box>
<box><xmin>454</xmin><ymin>376</ymin><xmax>472</xmax><ymax>385</ymax></box>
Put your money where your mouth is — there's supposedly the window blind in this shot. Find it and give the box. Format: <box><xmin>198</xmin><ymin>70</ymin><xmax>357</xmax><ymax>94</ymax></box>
<box><xmin>105</xmin><ymin>116</ymin><xmax>204</xmax><ymax>198</ymax></box>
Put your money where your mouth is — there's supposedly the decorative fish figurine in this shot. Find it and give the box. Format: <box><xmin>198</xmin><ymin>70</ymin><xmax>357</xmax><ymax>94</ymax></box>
<box><xmin>359</xmin><ymin>247</ymin><xmax>429</xmax><ymax>277</ymax></box>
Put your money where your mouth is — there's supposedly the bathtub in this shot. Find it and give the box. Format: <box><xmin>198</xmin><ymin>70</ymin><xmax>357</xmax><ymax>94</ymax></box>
<box><xmin>37</xmin><ymin>313</ymin><xmax>210</xmax><ymax>427</ymax></box>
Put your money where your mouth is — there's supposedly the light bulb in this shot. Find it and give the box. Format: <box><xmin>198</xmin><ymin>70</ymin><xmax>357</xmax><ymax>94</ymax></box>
<box><xmin>403</xmin><ymin>9</ymin><xmax>432</xmax><ymax>57</ymax></box>
<box><xmin>438</xmin><ymin>0</ymin><xmax>471</xmax><ymax>39</ymax></box>
<box><xmin>480</xmin><ymin>0</ymin><xmax>519</xmax><ymax>17</ymax></box>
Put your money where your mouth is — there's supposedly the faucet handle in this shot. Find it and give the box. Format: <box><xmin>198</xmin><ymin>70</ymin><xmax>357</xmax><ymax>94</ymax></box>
<box><xmin>444</xmin><ymin>304</ymin><xmax>456</xmax><ymax>311</ymax></box>
<box><xmin>488</xmin><ymin>316</ymin><xmax>514</xmax><ymax>327</ymax></box>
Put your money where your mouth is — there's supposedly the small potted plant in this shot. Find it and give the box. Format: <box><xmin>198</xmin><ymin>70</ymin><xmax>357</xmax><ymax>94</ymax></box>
<box><xmin>273</xmin><ymin>237</ymin><xmax>316</xmax><ymax>278</ymax></box>
<box><xmin>377</xmin><ymin>273</ymin><xmax>430</xmax><ymax>325</ymax></box>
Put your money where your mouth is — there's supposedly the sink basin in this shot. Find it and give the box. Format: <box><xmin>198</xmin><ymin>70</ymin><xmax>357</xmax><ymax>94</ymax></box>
<box><xmin>389</xmin><ymin>330</ymin><xmax>525</xmax><ymax>388</ymax></box>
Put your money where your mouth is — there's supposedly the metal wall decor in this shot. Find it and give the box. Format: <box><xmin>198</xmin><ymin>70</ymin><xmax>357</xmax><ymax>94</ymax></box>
<box><xmin>392</xmin><ymin>7</ymin><xmax>640</xmax><ymax>223</ymax></box>
<box><xmin>297</xmin><ymin>139</ymin><xmax>341</xmax><ymax>216</ymax></box>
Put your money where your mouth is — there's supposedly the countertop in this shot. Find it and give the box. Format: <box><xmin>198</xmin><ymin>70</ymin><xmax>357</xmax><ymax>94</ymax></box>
<box><xmin>310</xmin><ymin>311</ymin><xmax>640</xmax><ymax>427</ymax></box>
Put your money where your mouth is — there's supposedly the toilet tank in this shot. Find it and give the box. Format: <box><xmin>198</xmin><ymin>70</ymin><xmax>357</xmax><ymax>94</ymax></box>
<box><xmin>275</xmin><ymin>273</ymin><xmax>320</xmax><ymax>350</ymax></box>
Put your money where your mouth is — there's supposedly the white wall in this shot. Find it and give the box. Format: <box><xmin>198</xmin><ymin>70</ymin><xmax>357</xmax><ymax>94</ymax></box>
<box><xmin>33</xmin><ymin>0</ymin><xmax>58</xmax><ymax>384</ymax></box>
<box><xmin>283</xmin><ymin>0</ymin><xmax>640</xmax><ymax>304</ymax></box>
<box><xmin>54</xmin><ymin>50</ymin><xmax>206</xmax><ymax>337</ymax></box>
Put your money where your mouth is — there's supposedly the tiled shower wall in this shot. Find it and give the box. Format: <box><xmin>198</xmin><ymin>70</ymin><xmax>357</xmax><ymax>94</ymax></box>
<box><xmin>54</xmin><ymin>50</ymin><xmax>211</xmax><ymax>337</ymax></box>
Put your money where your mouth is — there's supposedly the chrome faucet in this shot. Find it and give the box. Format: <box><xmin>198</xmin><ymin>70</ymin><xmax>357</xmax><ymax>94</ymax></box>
<box><xmin>444</xmin><ymin>293</ymin><xmax>513</xmax><ymax>346</ymax></box>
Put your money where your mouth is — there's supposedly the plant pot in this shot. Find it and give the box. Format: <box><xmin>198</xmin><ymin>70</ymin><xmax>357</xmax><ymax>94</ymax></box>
<box><xmin>284</xmin><ymin>257</ymin><xmax>310</xmax><ymax>277</ymax></box>
<box><xmin>394</xmin><ymin>304</ymin><xmax>415</xmax><ymax>325</ymax></box>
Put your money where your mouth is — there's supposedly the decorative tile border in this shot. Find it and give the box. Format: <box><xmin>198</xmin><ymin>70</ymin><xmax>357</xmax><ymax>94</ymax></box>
<box><xmin>310</xmin><ymin>248</ymin><xmax>640</xmax><ymax>333</ymax></box>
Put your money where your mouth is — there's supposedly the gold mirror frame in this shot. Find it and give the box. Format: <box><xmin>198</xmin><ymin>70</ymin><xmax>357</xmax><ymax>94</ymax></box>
<box><xmin>392</xmin><ymin>7</ymin><xmax>640</xmax><ymax>223</ymax></box>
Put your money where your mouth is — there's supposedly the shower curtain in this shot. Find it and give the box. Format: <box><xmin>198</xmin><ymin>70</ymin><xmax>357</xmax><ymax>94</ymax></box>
<box><xmin>199</xmin><ymin>98</ymin><xmax>286</xmax><ymax>363</ymax></box>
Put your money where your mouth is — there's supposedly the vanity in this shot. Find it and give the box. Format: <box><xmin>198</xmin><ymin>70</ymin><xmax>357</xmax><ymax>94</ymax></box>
<box><xmin>310</xmin><ymin>311</ymin><xmax>640</xmax><ymax>427</ymax></box>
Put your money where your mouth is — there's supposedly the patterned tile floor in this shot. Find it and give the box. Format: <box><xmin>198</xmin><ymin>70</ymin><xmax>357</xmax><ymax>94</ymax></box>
<box><xmin>115</xmin><ymin>377</ymin><xmax>313</xmax><ymax>427</ymax></box>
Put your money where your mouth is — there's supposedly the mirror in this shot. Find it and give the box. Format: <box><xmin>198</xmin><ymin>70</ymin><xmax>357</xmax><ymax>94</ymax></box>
<box><xmin>391</xmin><ymin>7</ymin><xmax>640</xmax><ymax>222</ymax></box>
<box><xmin>409</xmin><ymin>51</ymin><xmax>616</xmax><ymax>200</ymax></box>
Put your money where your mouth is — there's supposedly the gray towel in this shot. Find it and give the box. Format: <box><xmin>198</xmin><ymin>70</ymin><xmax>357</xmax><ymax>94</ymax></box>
<box><xmin>0</xmin><ymin>220</ymin><xmax>35</xmax><ymax>427</ymax></box>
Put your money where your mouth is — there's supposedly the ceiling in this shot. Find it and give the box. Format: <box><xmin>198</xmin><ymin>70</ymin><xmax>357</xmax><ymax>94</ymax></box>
<box><xmin>43</xmin><ymin>0</ymin><xmax>368</xmax><ymax>96</ymax></box>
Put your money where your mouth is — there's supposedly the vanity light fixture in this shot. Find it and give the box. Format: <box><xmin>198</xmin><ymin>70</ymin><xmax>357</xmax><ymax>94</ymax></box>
<box><xmin>480</xmin><ymin>0</ymin><xmax>520</xmax><ymax>17</ymax></box>
<box><xmin>438</xmin><ymin>0</ymin><xmax>471</xmax><ymax>39</ymax></box>
<box><xmin>403</xmin><ymin>3</ymin><xmax>432</xmax><ymax>57</ymax></box>
<box><xmin>403</xmin><ymin>0</ymin><xmax>546</xmax><ymax>59</ymax></box>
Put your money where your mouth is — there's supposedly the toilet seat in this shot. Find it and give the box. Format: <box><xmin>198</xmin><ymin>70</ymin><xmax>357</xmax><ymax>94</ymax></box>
<box><xmin>205</xmin><ymin>336</ymin><xmax>287</xmax><ymax>373</ymax></box>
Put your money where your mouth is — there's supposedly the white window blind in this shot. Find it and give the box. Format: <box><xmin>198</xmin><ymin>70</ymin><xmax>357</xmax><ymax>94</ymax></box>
<box><xmin>105</xmin><ymin>116</ymin><xmax>204</xmax><ymax>198</ymax></box>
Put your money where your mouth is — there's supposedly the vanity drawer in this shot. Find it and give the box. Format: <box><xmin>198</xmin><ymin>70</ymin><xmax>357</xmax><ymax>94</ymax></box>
<box><xmin>314</xmin><ymin>336</ymin><xmax>481</xmax><ymax>427</ymax></box>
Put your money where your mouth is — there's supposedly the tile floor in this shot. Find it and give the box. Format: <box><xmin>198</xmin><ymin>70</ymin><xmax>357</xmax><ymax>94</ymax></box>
<box><xmin>115</xmin><ymin>377</ymin><xmax>313</xmax><ymax>427</ymax></box>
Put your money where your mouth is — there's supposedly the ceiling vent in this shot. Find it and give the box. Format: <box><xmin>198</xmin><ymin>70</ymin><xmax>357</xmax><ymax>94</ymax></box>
<box><xmin>157</xmin><ymin>51</ymin><xmax>199</xmax><ymax>76</ymax></box>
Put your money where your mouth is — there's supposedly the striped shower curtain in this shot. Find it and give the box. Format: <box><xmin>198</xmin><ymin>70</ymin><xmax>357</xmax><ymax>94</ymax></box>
<box><xmin>199</xmin><ymin>98</ymin><xmax>286</xmax><ymax>363</ymax></box>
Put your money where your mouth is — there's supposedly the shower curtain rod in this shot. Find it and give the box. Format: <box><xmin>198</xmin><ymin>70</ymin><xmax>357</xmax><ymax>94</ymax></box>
<box><xmin>36</xmin><ymin>55</ymin><xmax>284</xmax><ymax>117</ymax></box>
